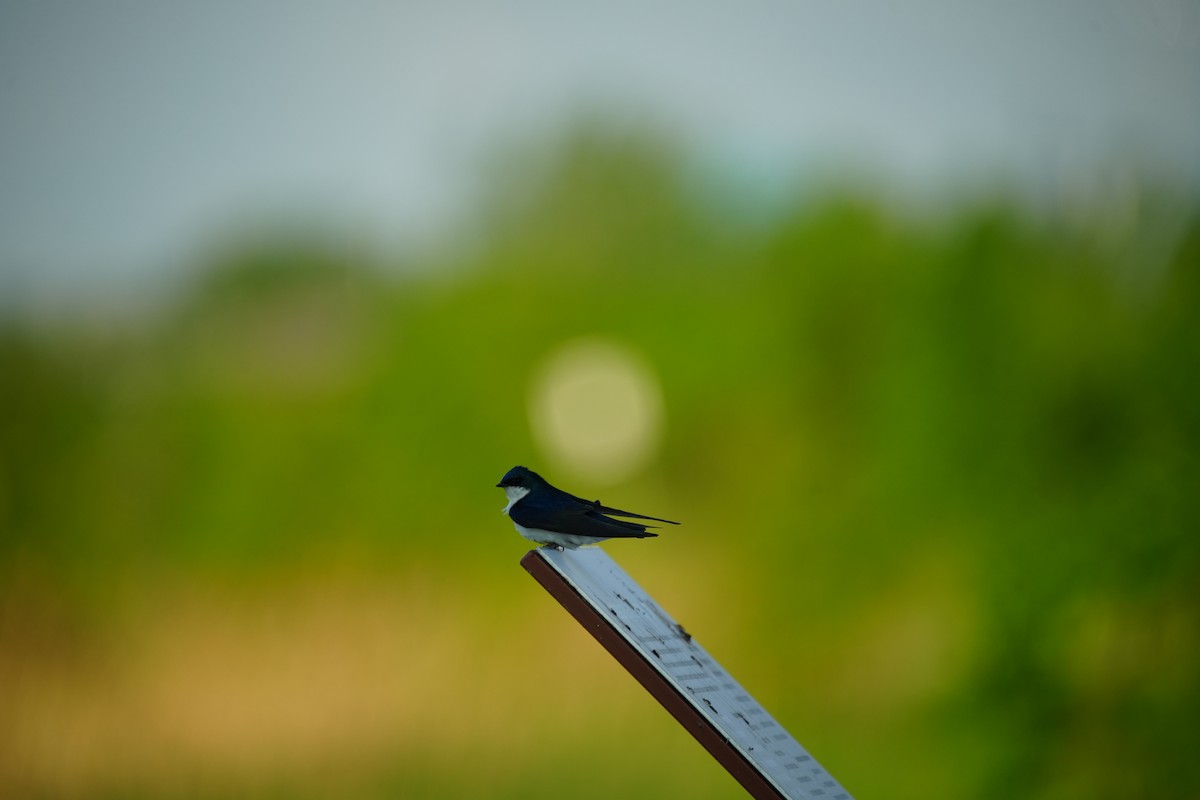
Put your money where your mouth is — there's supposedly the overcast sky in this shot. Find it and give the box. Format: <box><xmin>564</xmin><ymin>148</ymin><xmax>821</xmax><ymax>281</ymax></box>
<box><xmin>2</xmin><ymin>0</ymin><xmax>1198</xmax><ymax>303</ymax></box>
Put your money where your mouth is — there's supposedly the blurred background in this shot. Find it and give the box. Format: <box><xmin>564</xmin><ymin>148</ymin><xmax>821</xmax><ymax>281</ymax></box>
<box><xmin>2</xmin><ymin>2</ymin><xmax>1199</xmax><ymax>798</ymax></box>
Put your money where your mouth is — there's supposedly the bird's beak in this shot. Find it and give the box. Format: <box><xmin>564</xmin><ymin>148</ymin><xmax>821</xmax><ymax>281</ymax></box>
<box><xmin>496</xmin><ymin>482</ymin><xmax>504</xmax><ymax>488</ymax></box>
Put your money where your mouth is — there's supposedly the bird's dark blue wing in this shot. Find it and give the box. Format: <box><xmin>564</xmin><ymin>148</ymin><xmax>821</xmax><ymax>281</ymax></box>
<box><xmin>587</xmin><ymin>501</ymin><xmax>678</xmax><ymax>525</ymax></box>
<box><xmin>564</xmin><ymin>492</ymin><xmax>679</xmax><ymax>525</ymax></box>
<box><xmin>510</xmin><ymin>494</ymin><xmax>659</xmax><ymax>539</ymax></box>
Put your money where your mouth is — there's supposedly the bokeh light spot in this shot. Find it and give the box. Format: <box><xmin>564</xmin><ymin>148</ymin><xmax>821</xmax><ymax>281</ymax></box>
<box><xmin>528</xmin><ymin>337</ymin><xmax>664</xmax><ymax>485</ymax></box>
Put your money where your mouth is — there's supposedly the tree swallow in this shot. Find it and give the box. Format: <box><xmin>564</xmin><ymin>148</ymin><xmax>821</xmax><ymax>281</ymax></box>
<box><xmin>497</xmin><ymin>466</ymin><xmax>679</xmax><ymax>550</ymax></box>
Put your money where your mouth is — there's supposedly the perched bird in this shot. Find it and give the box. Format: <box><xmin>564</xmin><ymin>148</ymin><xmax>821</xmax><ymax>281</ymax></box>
<box><xmin>497</xmin><ymin>465</ymin><xmax>678</xmax><ymax>550</ymax></box>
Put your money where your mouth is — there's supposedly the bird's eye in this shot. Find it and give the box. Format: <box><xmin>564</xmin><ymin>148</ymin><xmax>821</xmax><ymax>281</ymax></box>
<box><xmin>512</xmin><ymin>476</ymin><xmax>523</xmax><ymax>486</ymax></box>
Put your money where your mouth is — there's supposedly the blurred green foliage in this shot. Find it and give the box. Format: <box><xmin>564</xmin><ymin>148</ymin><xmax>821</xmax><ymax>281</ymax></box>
<box><xmin>1</xmin><ymin>129</ymin><xmax>1198</xmax><ymax>799</ymax></box>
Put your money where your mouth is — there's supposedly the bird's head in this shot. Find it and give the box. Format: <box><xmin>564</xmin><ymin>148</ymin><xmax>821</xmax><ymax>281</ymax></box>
<box><xmin>496</xmin><ymin>465</ymin><xmax>543</xmax><ymax>490</ymax></box>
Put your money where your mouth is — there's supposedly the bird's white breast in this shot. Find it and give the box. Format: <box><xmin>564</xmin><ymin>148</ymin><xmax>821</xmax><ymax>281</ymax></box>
<box><xmin>513</xmin><ymin>523</ymin><xmax>597</xmax><ymax>550</ymax></box>
<box><xmin>502</xmin><ymin>485</ymin><xmax>530</xmax><ymax>515</ymax></box>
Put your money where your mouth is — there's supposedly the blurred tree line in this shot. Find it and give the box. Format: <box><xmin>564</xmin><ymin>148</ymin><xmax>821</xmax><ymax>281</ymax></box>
<box><xmin>0</xmin><ymin>129</ymin><xmax>1197</xmax><ymax>799</ymax></box>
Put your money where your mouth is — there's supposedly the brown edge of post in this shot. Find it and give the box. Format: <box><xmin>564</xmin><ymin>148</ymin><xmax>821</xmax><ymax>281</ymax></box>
<box><xmin>520</xmin><ymin>549</ymin><xmax>786</xmax><ymax>800</ymax></box>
